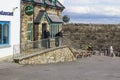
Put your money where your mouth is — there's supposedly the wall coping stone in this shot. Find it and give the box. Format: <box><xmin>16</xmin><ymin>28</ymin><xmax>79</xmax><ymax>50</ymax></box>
<box><xmin>14</xmin><ymin>46</ymin><xmax>68</xmax><ymax>61</ymax></box>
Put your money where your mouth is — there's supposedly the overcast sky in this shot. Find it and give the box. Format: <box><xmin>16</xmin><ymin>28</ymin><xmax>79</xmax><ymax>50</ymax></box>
<box><xmin>59</xmin><ymin>0</ymin><xmax>120</xmax><ymax>24</ymax></box>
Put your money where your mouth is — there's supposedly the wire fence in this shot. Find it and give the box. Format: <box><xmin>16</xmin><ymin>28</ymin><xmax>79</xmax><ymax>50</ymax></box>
<box><xmin>13</xmin><ymin>37</ymin><xmax>68</xmax><ymax>59</ymax></box>
<box><xmin>13</xmin><ymin>36</ymin><xmax>120</xmax><ymax>59</ymax></box>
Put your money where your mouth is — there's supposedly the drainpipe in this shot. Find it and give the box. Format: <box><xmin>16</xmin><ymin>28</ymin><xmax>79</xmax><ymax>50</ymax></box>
<box><xmin>20</xmin><ymin>0</ymin><xmax>22</xmax><ymax>53</ymax></box>
<box><xmin>32</xmin><ymin>0</ymin><xmax>34</xmax><ymax>41</ymax></box>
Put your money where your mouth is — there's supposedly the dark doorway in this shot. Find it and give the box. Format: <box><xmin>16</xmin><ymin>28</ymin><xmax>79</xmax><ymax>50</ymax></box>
<box><xmin>33</xmin><ymin>25</ymin><xmax>39</xmax><ymax>41</ymax></box>
<box><xmin>42</xmin><ymin>23</ymin><xmax>47</xmax><ymax>47</ymax></box>
<box><xmin>33</xmin><ymin>24</ymin><xmax>39</xmax><ymax>48</ymax></box>
<box><xmin>42</xmin><ymin>23</ymin><xmax>47</xmax><ymax>39</ymax></box>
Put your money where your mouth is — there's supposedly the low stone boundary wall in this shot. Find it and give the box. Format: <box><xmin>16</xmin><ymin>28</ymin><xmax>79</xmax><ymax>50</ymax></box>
<box><xmin>14</xmin><ymin>46</ymin><xmax>76</xmax><ymax>64</ymax></box>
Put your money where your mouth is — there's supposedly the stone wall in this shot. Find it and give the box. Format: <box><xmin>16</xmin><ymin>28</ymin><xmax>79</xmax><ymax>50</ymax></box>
<box><xmin>21</xmin><ymin>3</ymin><xmax>34</xmax><ymax>43</ymax></box>
<box><xmin>19</xmin><ymin>47</ymin><xmax>76</xmax><ymax>64</ymax></box>
<box><xmin>21</xmin><ymin>3</ymin><xmax>63</xmax><ymax>44</ymax></box>
<box><xmin>63</xmin><ymin>24</ymin><xmax>120</xmax><ymax>52</ymax></box>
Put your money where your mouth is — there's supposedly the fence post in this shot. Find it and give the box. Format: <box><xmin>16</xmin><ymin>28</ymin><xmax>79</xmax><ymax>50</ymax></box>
<box><xmin>13</xmin><ymin>45</ymin><xmax>15</xmax><ymax>59</ymax></box>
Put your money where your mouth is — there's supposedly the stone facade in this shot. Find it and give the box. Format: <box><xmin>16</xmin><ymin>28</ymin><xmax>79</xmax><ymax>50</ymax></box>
<box><xmin>19</xmin><ymin>47</ymin><xmax>76</xmax><ymax>64</ymax></box>
<box><xmin>21</xmin><ymin>2</ymin><xmax>34</xmax><ymax>43</ymax></box>
<box><xmin>21</xmin><ymin>0</ymin><xmax>64</xmax><ymax>44</ymax></box>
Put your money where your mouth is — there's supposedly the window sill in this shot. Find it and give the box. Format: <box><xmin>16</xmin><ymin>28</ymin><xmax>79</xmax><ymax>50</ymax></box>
<box><xmin>50</xmin><ymin>38</ymin><xmax>55</xmax><ymax>41</ymax></box>
<box><xmin>0</xmin><ymin>45</ymin><xmax>11</xmax><ymax>48</ymax></box>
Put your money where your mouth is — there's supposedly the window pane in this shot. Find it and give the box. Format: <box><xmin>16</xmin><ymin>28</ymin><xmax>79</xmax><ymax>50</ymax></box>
<box><xmin>0</xmin><ymin>24</ymin><xmax>2</xmax><ymax>44</ymax></box>
<box><xmin>3</xmin><ymin>24</ymin><xmax>9</xmax><ymax>44</ymax></box>
<box><xmin>50</xmin><ymin>24</ymin><xmax>59</xmax><ymax>38</ymax></box>
<box><xmin>28</xmin><ymin>24</ymin><xmax>32</xmax><ymax>31</ymax></box>
<box><xmin>28</xmin><ymin>32</ymin><xmax>32</xmax><ymax>41</ymax></box>
<box><xmin>27</xmin><ymin>23</ymin><xmax>32</xmax><ymax>41</ymax></box>
<box><xmin>57</xmin><ymin>25</ymin><xmax>59</xmax><ymax>32</ymax></box>
<box><xmin>51</xmin><ymin>25</ymin><xmax>54</xmax><ymax>38</ymax></box>
<box><xmin>53</xmin><ymin>25</ymin><xmax>55</xmax><ymax>37</ymax></box>
<box><xmin>50</xmin><ymin>25</ymin><xmax>52</xmax><ymax>38</ymax></box>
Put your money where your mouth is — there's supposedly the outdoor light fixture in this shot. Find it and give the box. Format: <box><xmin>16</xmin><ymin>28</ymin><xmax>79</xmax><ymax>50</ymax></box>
<box><xmin>13</xmin><ymin>7</ymin><xmax>18</xmax><ymax>12</ymax></box>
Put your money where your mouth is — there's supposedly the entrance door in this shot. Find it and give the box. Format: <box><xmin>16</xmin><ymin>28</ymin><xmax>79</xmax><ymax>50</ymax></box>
<box><xmin>33</xmin><ymin>24</ymin><xmax>39</xmax><ymax>48</ymax></box>
<box><xmin>33</xmin><ymin>25</ymin><xmax>38</xmax><ymax>41</ymax></box>
<box><xmin>42</xmin><ymin>23</ymin><xmax>47</xmax><ymax>47</ymax></box>
<box><xmin>42</xmin><ymin>23</ymin><xmax>47</xmax><ymax>39</ymax></box>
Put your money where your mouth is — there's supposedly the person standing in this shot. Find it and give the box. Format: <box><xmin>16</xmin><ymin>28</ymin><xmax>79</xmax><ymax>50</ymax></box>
<box><xmin>44</xmin><ymin>28</ymin><xmax>50</xmax><ymax>48</ymax></box>
<box><xmin>110</xmin><ymin>46</ymin><xmax>115</xmax><ymax>57</ymax></box>
<box><xmin>85</xmin><ymin>43</ymin><xmax>93</xmax><ymax>56</ymax></box>
<box><xmin>55</xmin><ymin>30</ymin><xmax>63</xmax><ymax>47</ymax></box>
<box><xmin>86</xmin><ymin>43</ymin><xmax>93</xmax><ymax>51</ymax></box>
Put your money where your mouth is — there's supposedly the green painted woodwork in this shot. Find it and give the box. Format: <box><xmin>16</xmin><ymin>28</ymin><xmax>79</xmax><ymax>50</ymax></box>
<box><xmin>27</xmin><ymin>23</ymin><xmax>33</xmax><ymax>41</ymax></box>
<box><xmin>50</xmin><ymin>24</ymin><xmax>59</xmax><ymax>38</ymax></box>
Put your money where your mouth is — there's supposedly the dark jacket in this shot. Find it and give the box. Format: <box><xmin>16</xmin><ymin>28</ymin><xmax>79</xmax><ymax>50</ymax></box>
<box><xmin>44</xmin><ymin>30</ymin><xmax>50</xmax><ymax>38</ymax></box>
<box><xmin>55</xmin><ymin>32</ymin><xmax>63</xmax><ymax>37</ymax></box>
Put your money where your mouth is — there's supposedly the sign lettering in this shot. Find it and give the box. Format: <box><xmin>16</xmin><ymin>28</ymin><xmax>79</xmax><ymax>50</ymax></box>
<box><xmin>0</xmin><ymin>10</ymin><xmax>13</xmax><ymax>16</ymax></box>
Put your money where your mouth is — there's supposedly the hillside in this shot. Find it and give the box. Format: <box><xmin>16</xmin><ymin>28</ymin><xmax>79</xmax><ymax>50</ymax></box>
<box><xmin>63</xmin><ymin>23</ymin><xmax>120</xmax><ymax>54</ymax></box>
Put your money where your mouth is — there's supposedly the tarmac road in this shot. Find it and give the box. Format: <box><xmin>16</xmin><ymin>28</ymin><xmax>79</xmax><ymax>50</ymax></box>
<box><xmin>0</xmin><ymin>56</ymin><xmax>120</xmax><ymax>80</ymax></box>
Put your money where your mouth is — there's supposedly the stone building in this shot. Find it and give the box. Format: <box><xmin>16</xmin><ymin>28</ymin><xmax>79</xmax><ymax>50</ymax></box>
<box><xmin>21</xmin><ymin>0</ymin><xmax>64</xmax><ymax>44</ymax></box>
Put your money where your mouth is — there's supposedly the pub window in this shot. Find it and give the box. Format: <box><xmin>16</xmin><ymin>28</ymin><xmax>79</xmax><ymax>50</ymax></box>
<box><xmin>27</xmin><ymin>23</ymin><xmax>32</xmax><ymax>41</ymax></box>
<box><xmin>50</xmin><ymin>24</ymin><xmax>59</xmax><ymax>38</ymax></box>
<box><xmin>0</xmin><ymin>21</ymin><xmax>9</xmax><ymax>46</ymax></box>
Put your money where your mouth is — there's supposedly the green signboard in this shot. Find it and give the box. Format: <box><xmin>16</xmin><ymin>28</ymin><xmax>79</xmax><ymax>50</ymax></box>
<box><xmin>25</xmin><ymin>6</ymin><xmax>34</xmax><ymax>16</ymax></box>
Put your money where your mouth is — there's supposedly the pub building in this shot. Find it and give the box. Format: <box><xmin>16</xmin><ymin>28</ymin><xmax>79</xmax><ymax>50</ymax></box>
<box><xmin>0</xmin><ymin>0</ymin><xmax>64</xmax><ymax>58</ymax></box>
<box><xmin>21</xmin><ymin>0</ymin><xmax>64</xmax><ymax>44</ymax></box>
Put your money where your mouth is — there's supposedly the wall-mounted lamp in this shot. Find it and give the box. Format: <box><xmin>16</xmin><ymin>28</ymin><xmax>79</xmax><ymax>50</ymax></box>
<box><xmin>13</xmin><ymin>7</ymin><xmax>18</xmax><ymax>12</ymax></box>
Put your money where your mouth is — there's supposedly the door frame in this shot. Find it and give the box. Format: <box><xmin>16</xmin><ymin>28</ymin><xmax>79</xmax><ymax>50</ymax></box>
<box><xmin>42</xmin><ymin>23</ymin><xmax>47</xmax><ymax>39</ymax></box>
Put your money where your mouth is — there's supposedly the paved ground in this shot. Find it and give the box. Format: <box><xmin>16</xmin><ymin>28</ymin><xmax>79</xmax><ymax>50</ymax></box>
<box><xmin>0</xmin><ymin>56</ymin><xmax>120</xmax><ymax>80</ymax></box>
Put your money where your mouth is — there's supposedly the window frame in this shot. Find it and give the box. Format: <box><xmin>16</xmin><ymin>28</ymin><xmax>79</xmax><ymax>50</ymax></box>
<box><xmin>0</xmin><ymin>21</ymin><xmax>10</xmax><ymax>46</ymax></box>
<box><xmin>27</xmin><ymin>22</ymin><xmax>33</xmax><ymax>41</ymax></box>
<box><xmin>50</xmin><ymin>24</ymin><xmax>59</xmax><ymax>38</ymax></box>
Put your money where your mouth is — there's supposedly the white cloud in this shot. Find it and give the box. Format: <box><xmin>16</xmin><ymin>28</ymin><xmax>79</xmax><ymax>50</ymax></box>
<box><xmin>104</xmin><ymin>7</ymin><xmax>120</xmax><ymax>16</ymax></box>
<box><xmin>64</xmin><ymin>0</ymin><xmax>120</xmax><ymax>5</ymax></box>
<box><xmin>65</xmin><ymin>6</ymin><xmax>96</xmax><ymax>14</ymax></box>
<box><xmin>64</xmin><ymin>0</ymin><xmax>120</xmax><ymax>16</ymax></box>
<box><xmin>65</xmin><ymin>6</ymin><xmax>120</xmax><ymax>16</ymax></box>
